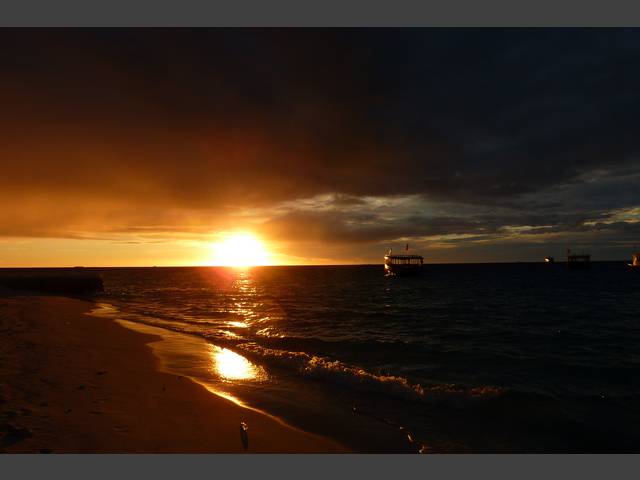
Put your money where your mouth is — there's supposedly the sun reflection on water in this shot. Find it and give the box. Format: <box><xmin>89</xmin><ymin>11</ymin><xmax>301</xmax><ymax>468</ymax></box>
<box><xmin>227</xmin><ymin>269</ymin><xmax>275</xmax><ymax>328</ymax></box>
<box><xmin>227</xmin><ymin>320</ymin><xmax>249</xmax><ymax>328</ymax></box>
<box><xmin>210</xmin><ymin>345</ymin><xmax>265</xmax><ymax>381</ymax></box>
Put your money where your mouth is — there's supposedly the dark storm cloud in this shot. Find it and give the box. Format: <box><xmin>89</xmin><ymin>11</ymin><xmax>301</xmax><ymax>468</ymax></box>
<box><xmin>260</xmin><ymin>205</ymin><xmax>600</xmax><ymax>244</ymax></box>
<box><xmin>0</xmin><ymin>28</ymin><xmax>639</xmax><ymax>257</ymax></box>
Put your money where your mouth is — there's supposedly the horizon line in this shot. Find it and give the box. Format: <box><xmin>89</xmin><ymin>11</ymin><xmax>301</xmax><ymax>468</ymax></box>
<box><xmin>0</xmin><ymin>259</ymin><xmax>631</xmax><ymax>269</ymax></box>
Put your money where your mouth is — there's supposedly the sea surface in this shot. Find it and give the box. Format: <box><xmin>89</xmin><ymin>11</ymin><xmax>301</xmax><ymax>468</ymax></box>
<box><xmin>89</xmin><ymin>263</ymin><xmax>639</xmax><ymax>452</ymax></box>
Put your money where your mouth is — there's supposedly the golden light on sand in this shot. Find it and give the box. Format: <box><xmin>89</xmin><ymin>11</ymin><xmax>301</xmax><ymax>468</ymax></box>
<box><xmin>211</xmin><ymin>346</ymin><xmax>262</xmax><ymax>381</ymax></box>
<box><xmin>209</xmin><ymin>232</ymin><xmax>271</xmax><ymax>267</ymax></box>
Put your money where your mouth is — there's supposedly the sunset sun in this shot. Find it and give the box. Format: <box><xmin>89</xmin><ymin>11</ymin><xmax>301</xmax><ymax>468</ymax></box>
<box><xmin>210</xmin><ymin>232</ymin><xmax>271</xmax><ymax>267</ymax></box>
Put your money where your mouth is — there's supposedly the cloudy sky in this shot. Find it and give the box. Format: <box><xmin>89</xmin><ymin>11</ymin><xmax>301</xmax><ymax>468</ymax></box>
<box><xmin>1</xmin><ymin>28</ymin><xmax>639</xmax><ymax>266</ymax></box>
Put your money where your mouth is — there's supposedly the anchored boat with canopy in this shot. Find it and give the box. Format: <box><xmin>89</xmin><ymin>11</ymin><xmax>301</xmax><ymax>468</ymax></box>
<box><xmin>384</xmin><ymin>244</ymin><xmax>423</xmax><ymax>276</ymax></box>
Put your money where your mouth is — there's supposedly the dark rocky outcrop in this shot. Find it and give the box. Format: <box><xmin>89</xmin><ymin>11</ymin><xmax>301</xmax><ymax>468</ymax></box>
<box><xmin>0</xmin><ymin>270</ymin><xmax>104</xmax><ymax>295</ymax></box>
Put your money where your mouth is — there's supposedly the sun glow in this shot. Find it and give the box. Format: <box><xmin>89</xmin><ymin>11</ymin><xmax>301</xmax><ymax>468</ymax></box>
<box><xmin>210</xmin><ymin>232</ymin><xmax>271</xmax><ymax>267</ymax></box>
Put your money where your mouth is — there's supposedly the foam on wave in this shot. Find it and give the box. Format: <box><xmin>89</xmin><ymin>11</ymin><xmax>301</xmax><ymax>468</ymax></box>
<box><xmin>91</xmin><ymin>302</ymin><xmax>503</xmax><ymax>407</ymax></box>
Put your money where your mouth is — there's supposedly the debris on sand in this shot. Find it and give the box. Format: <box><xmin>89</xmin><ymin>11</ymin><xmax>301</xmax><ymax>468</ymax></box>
<box><xmin>240</xmin><ymin>422</ymin><xmax>249</xmax><ymax>451</ymax></box>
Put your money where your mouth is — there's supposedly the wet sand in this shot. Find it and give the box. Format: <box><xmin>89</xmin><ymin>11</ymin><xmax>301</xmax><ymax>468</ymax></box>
<box><xmin>0</xmin><ymin>295</ymin><xmax>348</xmax><ymax>453</ymax></box>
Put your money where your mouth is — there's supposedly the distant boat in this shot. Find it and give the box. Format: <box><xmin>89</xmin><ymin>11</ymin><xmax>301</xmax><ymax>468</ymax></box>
<box><xmin>567</xmin><ymin>249</ymin><xmax>590</xmax><ymax>269</ymax></box>
<box><xmin>628</xmin><ymin>253</ymin><xmax>640</xmax><ymax>270</ymax></box>
<box><xmin>384</xmin><ymin>245</ymin><xmax>423</xmax><ymax>276</ymax></box>
<box><xmin>544</xmin><ymin>256</ymin><xmax>555</xmax><ymax>263</ymax></box>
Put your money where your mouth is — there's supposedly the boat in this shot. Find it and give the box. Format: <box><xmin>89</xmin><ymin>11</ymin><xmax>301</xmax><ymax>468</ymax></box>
<box><xmin>628</xmin><ymin>253</ymin><xmax>640</xmax><ymax>270</ymax></box>
<box><xmin>566</xmin><ymin>249</ymin><xmax>590</xmax><ymax>269</ymax></box>
<box><xmin>384</xmin><ymin>245</ymin><xmax>423</xmax><ymax>276</ymax></box>
<box><xmin>544</xmin><ymin>256</ymin><xmax>554</xmax><ymax>263</ymax></box>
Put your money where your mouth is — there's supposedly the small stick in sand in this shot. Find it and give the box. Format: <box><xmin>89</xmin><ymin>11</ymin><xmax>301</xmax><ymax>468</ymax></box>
<box><xmin>240</xmin><ymin>422</ymin><xmax>249</xmax><ymax>451</ymax></box>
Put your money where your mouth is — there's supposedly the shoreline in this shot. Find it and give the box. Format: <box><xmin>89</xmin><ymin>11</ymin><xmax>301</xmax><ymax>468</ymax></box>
<box><xmin>0</xmin><ymin>294</ymin><xmax>349</xmax><ymax>453</ymax></box>
<box><xmin>88</xmin><ymin>302</ymin><xmax>422</xmax><ymax>454</ymax></box>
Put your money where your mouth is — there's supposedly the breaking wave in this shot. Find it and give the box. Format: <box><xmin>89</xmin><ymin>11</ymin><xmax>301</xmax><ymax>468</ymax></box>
<box><xmin>90</xmin><ymin>302</ymin><xmax>503</xmax><ymax>407</ymax></box>
<box><xmin>236</xmin><ymin>342</ymin><xmax>502</xmax><ymax>405</ymax></box>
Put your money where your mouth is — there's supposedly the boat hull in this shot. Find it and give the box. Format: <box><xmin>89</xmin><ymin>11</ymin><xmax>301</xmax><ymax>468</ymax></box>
<box><xmin>566</xmin><ymin>262</ymin><xmax>590</xmax><ymax>269</ymax></box>
<box><xmin>384</xmin><ymin>263</ymin><xmax>423</xmax><ymax>276</ymax></box>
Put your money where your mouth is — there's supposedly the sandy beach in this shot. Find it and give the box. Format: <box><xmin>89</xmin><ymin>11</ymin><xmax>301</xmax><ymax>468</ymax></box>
<box><xmin>0</xmin><ymin>294</ymin><xmax>348</xmax><ymax>453</ymax></box>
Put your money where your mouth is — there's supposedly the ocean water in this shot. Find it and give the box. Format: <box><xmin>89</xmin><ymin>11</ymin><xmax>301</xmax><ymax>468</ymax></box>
<box><xmin>89</xmin><ymin>263</ymin><xmax>640</xmax><ymax>452</ymax></box>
